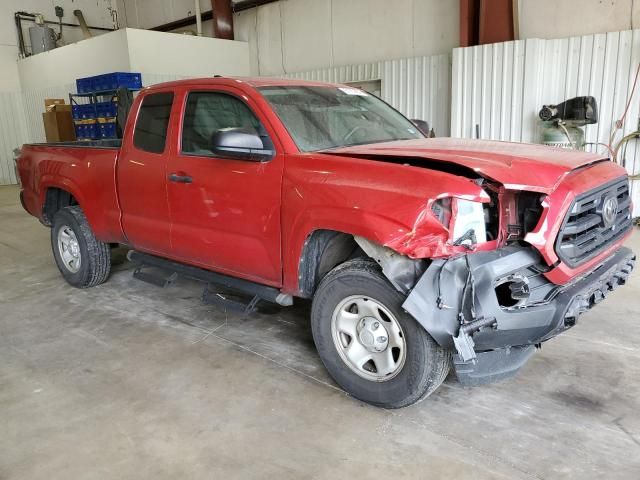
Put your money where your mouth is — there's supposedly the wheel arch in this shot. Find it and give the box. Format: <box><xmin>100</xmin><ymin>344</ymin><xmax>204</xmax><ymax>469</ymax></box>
<box><xmin>42</xmin><ymin>186</ymin><xmax>80</xmax><ymax>225</ymax></box>
<box><xmin>296</xmin><ymin>228</ymin><xmax>428</xmax><ymax>299</ymax></box>
<box><xmin>38</xmin><ymin>178</ymin><xmax>113</xmax><ymax>241</ymax></box>
<box><xmin>297</xmin><ymin>229</ymin><xmax>361</xmax><ymax>298</ymax></box>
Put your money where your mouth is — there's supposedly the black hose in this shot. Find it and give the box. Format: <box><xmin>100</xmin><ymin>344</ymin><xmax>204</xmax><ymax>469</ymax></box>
<box><xmin>15</xmin><ymin>11</ymin><xmax>114</xmax><ymax>32</ymax></box>
<box><xmin>15</xmin><ymin>13</ymin><xmax>26</xmax><ymax>57</ymax></box>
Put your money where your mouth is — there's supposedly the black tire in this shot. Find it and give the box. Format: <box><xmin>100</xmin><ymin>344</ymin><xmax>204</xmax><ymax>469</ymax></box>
<box><xmin>311</xmin><ymin>259</ymin><xmax>451</xmax><ymax>408</ymax></box>
<box><xmin>51</xmin><ymin>206</ymin><xmax>111</xmax><ymax>288</ymax></box>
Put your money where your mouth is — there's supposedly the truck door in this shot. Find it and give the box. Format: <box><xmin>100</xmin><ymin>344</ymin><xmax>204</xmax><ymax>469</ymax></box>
<box><xmin>117</xmin><ymin>90</ymin><xmax>174</xmax><ymax>255</ymax></box>
<box><xmin>165</xmin><ymin>87</ymin><xmax>284</xmax><ymax>286</ymax></box>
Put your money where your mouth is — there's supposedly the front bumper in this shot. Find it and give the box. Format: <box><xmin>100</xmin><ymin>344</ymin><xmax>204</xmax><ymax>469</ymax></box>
<box><xmin>403</xmin><ymin>245</ymin><xmax>635</xmax><ymax>385</ymax></box>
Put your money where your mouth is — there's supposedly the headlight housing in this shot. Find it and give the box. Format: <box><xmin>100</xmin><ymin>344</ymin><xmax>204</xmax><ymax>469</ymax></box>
<box><xmin>432</xmin><ymin>197</ymin><xmax>487</xmax><ymax>246</ymax></box>
<box><xmin>453</xmin><ymin>199</ymin><xmax>487</xmax><ymax>244</ymax></box>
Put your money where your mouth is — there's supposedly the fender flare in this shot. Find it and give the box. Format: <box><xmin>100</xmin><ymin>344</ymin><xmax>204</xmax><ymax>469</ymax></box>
<box><xmin>38</xmin><ymin>177</ymin><xmax>108</xmax><ymax>237</ymax></box>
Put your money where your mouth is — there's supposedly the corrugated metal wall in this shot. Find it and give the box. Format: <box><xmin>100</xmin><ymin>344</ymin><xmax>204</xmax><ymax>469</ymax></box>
<box><xmin>0</xmin><ymin>93</ymin><xmax>28</xmax><ymax>185</ymax></box>
<box><xmin>451</xmin><ymin>30</ymin><xmax>640</xmax><ymax>214</ymax></box>
<box><xmin>285</xmin><ymin>54</ymin><xmax>452</xmax><ymax>138</ymax></box>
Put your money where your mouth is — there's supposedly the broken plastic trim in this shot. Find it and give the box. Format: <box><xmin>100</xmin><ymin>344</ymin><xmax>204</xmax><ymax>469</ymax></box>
<box><xmin>403</xmin><ymin>245</ymin><xmax>635</xmax><ymax>359</ymax></box>
<box><xmin>453</xmin><ymin>316</ymin><xmax>498</xmax><ymax>362</ymax></box>
<box><xmin>354</xmin><ymin>235</ymin><xmax>426</xmax><ymax>293</ymax></box>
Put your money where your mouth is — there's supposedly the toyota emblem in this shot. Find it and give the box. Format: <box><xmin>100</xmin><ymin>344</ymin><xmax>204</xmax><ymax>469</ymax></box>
<box><xmin>601</xmin><ymin>195</ymin><xmax>618</xmax><ymax>228</ymax></box>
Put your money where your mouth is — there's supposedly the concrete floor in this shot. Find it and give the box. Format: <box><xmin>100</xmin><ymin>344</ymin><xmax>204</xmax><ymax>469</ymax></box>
<box><xmin>1</xmin><ymin>185</ymin><xmax>640</xmax><ymax>480</ymax></box>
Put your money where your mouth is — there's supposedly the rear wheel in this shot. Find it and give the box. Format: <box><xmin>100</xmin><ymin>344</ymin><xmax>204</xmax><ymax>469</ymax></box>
<box><xmin>311</xmin><ymin>259</ymin><xmax>451</xmax><ymax>408</ymax></box>
<box><xmin>51</xmin><ymin>206</ymin><xmax>111</xmax><ymax>288</ymax></box>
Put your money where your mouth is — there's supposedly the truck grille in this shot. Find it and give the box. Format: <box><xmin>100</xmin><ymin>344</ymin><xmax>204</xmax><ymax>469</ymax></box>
<box><xmin>555</xmin><ymin>177</ymin><xmax>632</xmax><ymax>267</ymax></box>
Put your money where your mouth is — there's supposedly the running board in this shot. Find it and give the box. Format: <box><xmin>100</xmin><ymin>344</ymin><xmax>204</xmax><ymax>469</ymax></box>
<box><xmin>127</xmin><ymin>250</ymin><xmax>293</xmax><ymax>307</ymax></box>
<box><xmin>133</xmin><ymin>266</ymin><xmax>178</xmax><ymax>287</ymax></box>
<box><xmin>201</xmin><ymin>286</ymin><xmax>262</xmax><ymax>315</ymax></box>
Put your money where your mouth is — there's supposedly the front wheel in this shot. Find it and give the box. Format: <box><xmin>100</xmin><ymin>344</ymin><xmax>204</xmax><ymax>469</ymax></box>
<box><xmin>311</xmin><ymin>259</ymin><xmax>451</xmax><ymax>408</ymax></box>
<box><xmin>51</xmin><ymin>206</ymin><xmax>111</xmax><ymax>288</ymax></box>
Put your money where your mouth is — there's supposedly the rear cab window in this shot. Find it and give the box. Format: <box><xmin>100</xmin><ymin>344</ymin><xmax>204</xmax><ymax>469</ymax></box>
<box><xmin>133</xmin><ymin>92</ymin><xmax>174</xmax><ymax>154</ymax></box>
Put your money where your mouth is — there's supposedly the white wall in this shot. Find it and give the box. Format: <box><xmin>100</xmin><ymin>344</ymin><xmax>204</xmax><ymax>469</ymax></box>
<box><xmin>518</xmin><ymin>0</ymin><xmax>640</xmax><ymax>40</ymax></box>
<box><xmin>17</xmin><ymin>28</ymin><xmax>250</xmax><ymax>91</ymax></box>
<box><xmin>0</xmin><ymin>0</ymin><xmax>119</xmax><ymax>92</ymax></box>
<box><xmin>126</xmin><ymin>28</ymin><xmax>249</xmax><ymax>76</ymax></box>
<box><xmin>120</xmin><ymin>0</ymin><xmax>460</xmax><ymax>76</ymax></box>
<box><xmin>235</xmin><ymin>0</ymin><xmax>459</xmax><ymax>75</ymax></box>
<box><xmin>17</xmin><ymin>29</ymin><xmax>131</xmax><ymax>91</ymax></box>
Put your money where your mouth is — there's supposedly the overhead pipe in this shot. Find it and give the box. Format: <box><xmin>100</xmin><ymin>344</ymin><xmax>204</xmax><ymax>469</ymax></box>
<box><xmin>150</xmin><ymin>0</ymin><xmax>279</xmax><ymax>32</ymax></box>
<box><xmin>73</xmin><ymin>9</ymin><xmax>93</xmax><ymax>38</ymax></box>
<box><xmin>195</xmin><ymin>0</ymin><xmax>203</xmax><ymax>36</ymax></box>
<box><xmin>233</xmin><ymin>0</ymin><xmax>280</xmax><ymax>12</ymax></box>
<box><xmin>211</xmin><ymin>0</ymin><xmax>234</xmax><ymax>40</ymax></box>
<box><xmin>14</xmin><ymin>11</ymin><xmax>114</xmax><ymax>32</ymax></box>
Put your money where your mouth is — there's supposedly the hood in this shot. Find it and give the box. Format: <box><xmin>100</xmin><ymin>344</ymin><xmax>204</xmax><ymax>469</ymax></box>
<box><xmin>322</xmin><ymin>138</ymin><xmax>608</xmax><ymax>194</ymax></box>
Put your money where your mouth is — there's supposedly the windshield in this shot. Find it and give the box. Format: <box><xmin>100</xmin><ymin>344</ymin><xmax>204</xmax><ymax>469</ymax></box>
<box><xmin>258</xmin><ymin>86</ymin><xmax>424</xmax><ymax>152</ymax></box>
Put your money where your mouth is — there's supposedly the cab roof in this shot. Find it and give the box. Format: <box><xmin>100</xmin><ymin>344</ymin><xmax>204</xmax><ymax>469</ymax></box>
<box><xmin>144</xmin><ymin>76</ymin><xmax>344</xmax><ymax>91</ymax></box>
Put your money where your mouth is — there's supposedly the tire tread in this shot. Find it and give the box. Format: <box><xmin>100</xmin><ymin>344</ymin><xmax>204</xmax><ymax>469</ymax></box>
<box><xmin>312</xmin><ymin>258</ymin><xmax>451</xmax><ymax>408</ymax></box>
<box><xmin>52</xmin><ymin>206</ymin><xmax>111</xmax><ymax>288</ymax></box>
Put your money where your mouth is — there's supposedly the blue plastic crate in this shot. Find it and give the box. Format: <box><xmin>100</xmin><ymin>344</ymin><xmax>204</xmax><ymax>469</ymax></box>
<box><xmin>72</xmin><ymin>104</ymin><xmax>94</xmax><ymax>120</ymax></box>
<box><xmin>75</xmin><ymin>124</ymin><xmax>85</xmax><ymax>139</ymax></box>
<box><xmin>75</xmin><ymin>123</ymin><xmax>99</xmax><ymax>139</ymax></box>
<box><xmin>82</xmin><ymin>104</ymin><xmax>97</xmax><ymax>119</ymax></box>
<box><xmin>75</xmin><ymin>124</ymin><xmax>91</xmax><ymax>139</ymax></box>
<box><xmin>76</xmin><ymin>72</ymin><xmax>142</xmax><ymax>94</ymax></box>
<box><xmin>95</xmin><ymin>101</ymin><xmax>117</xmax><ymax>118</ymax></box>
<box><xmin>75</xmin><ymin>76</ymin><xmax>95</xmax><ymax>94</ymax></box>
<box><xmin>93</xmin><ymin>72</ymin><xmax>142</xmax><ymax>92</ymax></box>
<box><xmin>99</xmin><ymin>123</ymin><xmax>117</xmax><ymax>138</ymax></box>
<box><xmin>72</xmin><ymin>105</ymin><xmax>82</xmax><ymax>120</ymax></box>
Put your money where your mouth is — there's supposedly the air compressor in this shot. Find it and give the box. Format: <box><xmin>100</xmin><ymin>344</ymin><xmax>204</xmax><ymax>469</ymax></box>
<box><xmin>538</xmin><ymin>96</ymin><xmax>598</xmax><ymax>150</ymax></box>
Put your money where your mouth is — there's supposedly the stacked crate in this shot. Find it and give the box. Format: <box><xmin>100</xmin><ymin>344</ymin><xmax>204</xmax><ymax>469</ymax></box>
<box><xmin>71</xmin><ymin>72</ymin><xmax>142</xmax><ymax>140</ymax></box>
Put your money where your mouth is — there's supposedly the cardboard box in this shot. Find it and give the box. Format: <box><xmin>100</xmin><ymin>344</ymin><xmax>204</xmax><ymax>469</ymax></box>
<box><xmin>43</xmin><ymin>99</ymin><xmax>76</xmax><ymax>142</ymax></box>
<box><xmin>43</xmin><ymin>110</ymin><xmax>76</xmax><ymax>142</ymax></box>
<box><xmin>44</xmin><ymin>98</ymin><xmax>67</xmax><ymax>111</ymax></box>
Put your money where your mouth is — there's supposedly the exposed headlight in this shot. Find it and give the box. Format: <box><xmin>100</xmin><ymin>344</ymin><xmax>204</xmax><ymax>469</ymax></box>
<box><xmin>453</xmin><ymin>199</ymin><xmax>487</xmax><ymax>244</ymax></box>
<box><xmin>432</xmin><ymin>197</ymin><xmax>487</xmax><ymax>246</ymax></box>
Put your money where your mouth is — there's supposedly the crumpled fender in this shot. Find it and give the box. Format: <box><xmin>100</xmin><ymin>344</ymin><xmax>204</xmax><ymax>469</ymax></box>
<box><xmin>384</xmin><ymin>190</ymin><xmax>494</xmax><ymax>258</ymax></box>
<box><xmin>281</xmin><ymin>153</ymin><xmax>497</xmax><ymax>293</ymax></box>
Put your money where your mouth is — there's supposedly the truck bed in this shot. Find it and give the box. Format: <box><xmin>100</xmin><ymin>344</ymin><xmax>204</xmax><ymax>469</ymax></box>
<box><xmin>18</xmin><ymin>141</ymin><xmax>124</xmax><ymax>243</ymax></box>
<box><xmin>25</xmin><ymin>139</ymin><xmax>122</xmax><ymax>149</ymax></box>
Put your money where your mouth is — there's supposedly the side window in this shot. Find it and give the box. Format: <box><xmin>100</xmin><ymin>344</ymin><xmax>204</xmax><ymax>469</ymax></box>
<box><xmin>181</xmin><ymin>91</ymin><xmax>262</xmax><ymax>155</ymax></box>
<box><xmin>133</xmin><ymin>92</ymin><xmax>174</xmax><ymax>154</ymax></box>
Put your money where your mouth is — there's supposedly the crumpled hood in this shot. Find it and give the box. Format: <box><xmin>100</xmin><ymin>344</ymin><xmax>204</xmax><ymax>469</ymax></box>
<box><xmin>323</xmin><ymin>137</ymin><xmax>608</xmax><ymax>193</ymax></box>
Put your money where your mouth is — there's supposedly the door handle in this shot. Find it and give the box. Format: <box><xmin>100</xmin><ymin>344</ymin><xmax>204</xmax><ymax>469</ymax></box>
<box><xmin>168</xmin><ymin>173</ymin><xmax>193</xmax><ymax>184</ymax></box>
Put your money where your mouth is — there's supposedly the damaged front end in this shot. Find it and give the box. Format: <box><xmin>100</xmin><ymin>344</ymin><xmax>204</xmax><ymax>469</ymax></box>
<box><xmin>362</xmin><ymin>177</ymin><xmax>635</xmax><ymax>387</ymax></box>
<box><xmin>403</xmin><ymin>246</ymin><xmax>634</xmax><ymax>385</ymax></box>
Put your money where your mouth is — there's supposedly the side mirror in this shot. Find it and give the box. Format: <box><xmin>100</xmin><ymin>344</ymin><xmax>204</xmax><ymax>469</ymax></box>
<box><xmin>411</xmin><ymin>119</ymin><xmax>431</xmax><ymax>137</ymax></box>
<box><xmin>211</xmin><ymin>127</ymin><xmax>275</xmax><ymax>162</ymax></box>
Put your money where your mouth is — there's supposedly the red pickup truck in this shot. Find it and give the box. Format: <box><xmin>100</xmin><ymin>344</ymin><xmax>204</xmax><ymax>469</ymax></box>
<box><xmin>17</xmin><ymin>77</ymin><xmax>635</xmax><ymax>408</ymax></box>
